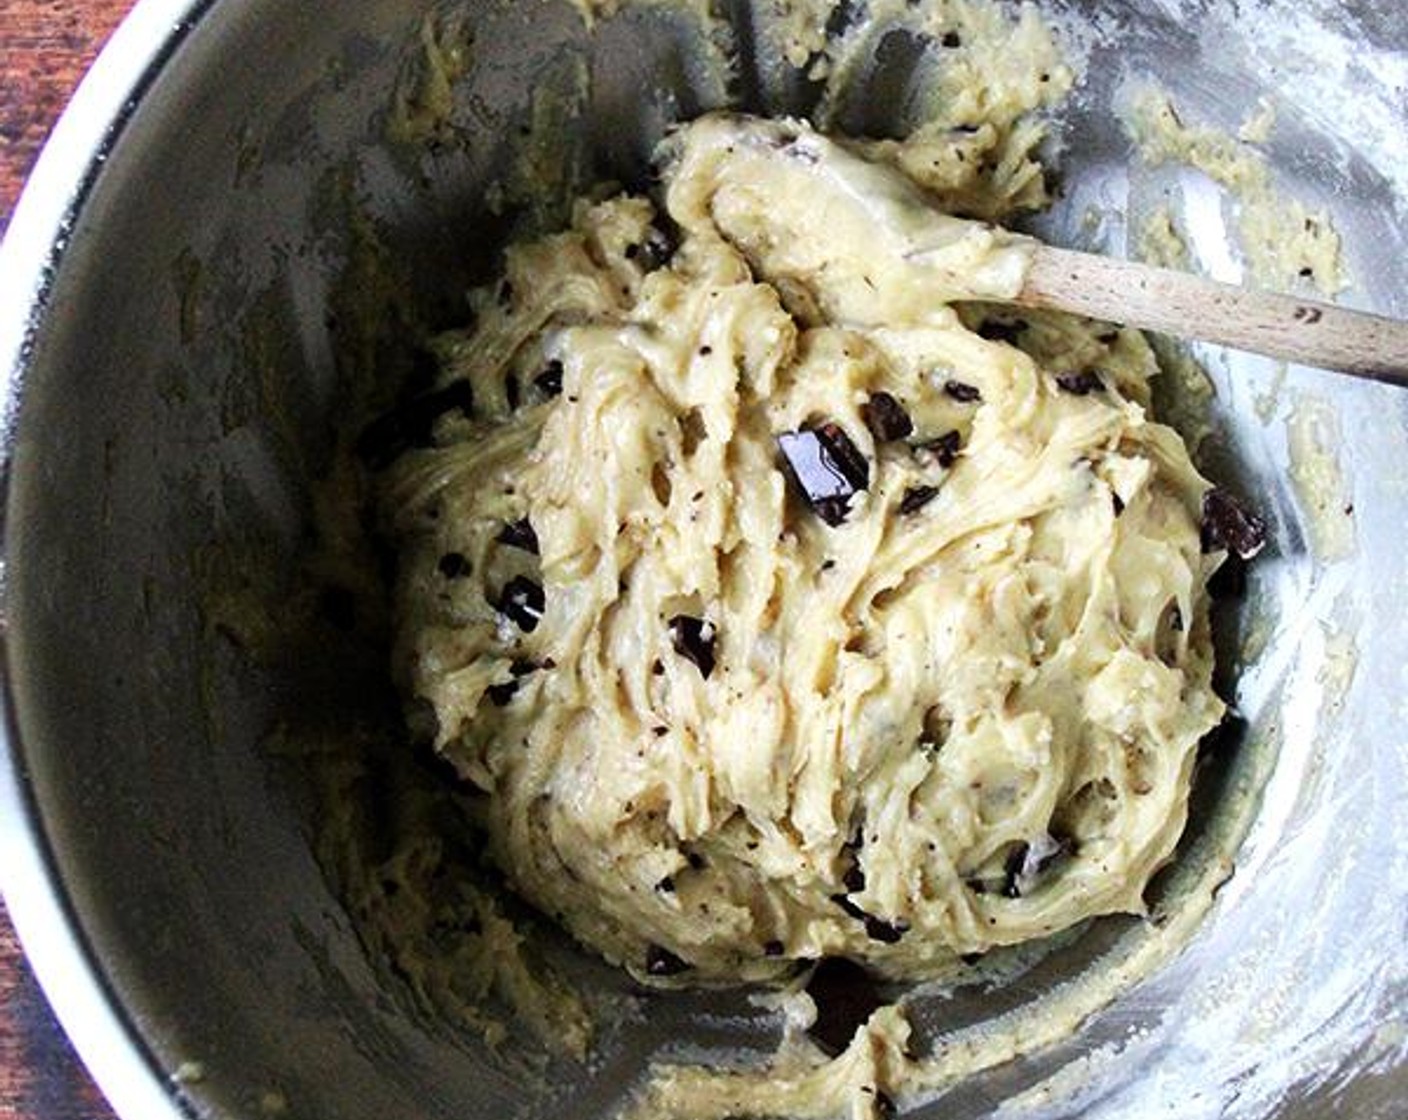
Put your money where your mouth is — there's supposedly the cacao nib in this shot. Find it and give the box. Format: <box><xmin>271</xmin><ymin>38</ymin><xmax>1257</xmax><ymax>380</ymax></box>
<box><xmin>1054</xmin><ymin>370</ymin><xmax>1103</xmax><ymax>396</ymax></box>
<box><xmin>355</xmin><ymin>379</ymin><xmax>474</xmax><ymax>470</ymax></box>
<box><xmin>777</xmin><ymin>423</ymin><xmax>870</xmax><ymax>526</ymax></box>
<box><xmin>497</xmin><ymin>576</ymin><xmax>544</xmax><ymax>632</ymax></box>
<box><xmin>914</xmin><ymin>430</ymin><xmax>962</xmax><ymax>470</ymax></box>
<box><xmin>668</xmin><ymin>615</ymin><xmax>717</xmax><ymax>679</ymax></box>
<box><xmin>1201</xmin><ymin>488</ymin><xmax>1267</xmax><ymax>560</ymax></box>
<box><xmin>899</xmin><ymin>486</ymin><xmax>939</xmax><ymax>515</ymax></box>
<box><xmin>807</xmin><ymin>958</ymin><xmax>886</xmax><ymax>1057</ymax></box>
<box><xmin>535</xmin><ymin>359</ymin><xmax>563</xmax><ymax>397</ymax></box>
<box><xmin>862</xmin><ymin>392</ymin><xmax>913</xmax><ymax>442</ymax></box>
<box><xmin>645</xmin><ymin>944</ymin><xmax>691</xmax><ymax>976</ymax></box>
<box><xmin>497</xmin><ymin>517</ymin><xmax>540</xmax><ymax>554</ymax></box>
<box><xmin>944</xmin><ymin>379</ymin><xmax>982</xmax><ymax>403</ymax></box>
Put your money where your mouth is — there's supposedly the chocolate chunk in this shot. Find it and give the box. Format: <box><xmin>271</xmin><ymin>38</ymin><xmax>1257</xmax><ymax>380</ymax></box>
<box><xmin>486</xmin><ymin>680</ymin><xmax>519</xmax><ymax>707</ymax></box>
<box><xmin>497</xmin><ymin>576</ymin><xmax>544</xmax><ymax>632</ymax></box>
<box><xmin>831</xmin><ymin>895</ymin><xmax>908</xmax><ymax>944</ymax></box>
<box><xmin>843</xmin><ymin>863</ymin><xmax>867</xmax><ymax>893</ymax></box>
<box><xmin>1054</xmin><ymin>370</ymin><xmax>1104</xmax><ymax>396</ymax></box>
<box><xmin>777</xmin><ymin>423</ymin><xmax>870</xmax><ymax>526</ymax></box>
<box><xmin>943</xmin><ymin>379</ymin><xmax>982</xmax><ymax>403</ymax></box>
<box><xmin>976</xmin><ymin>319</ymin><xmax>1025</xmax><ymax>345</ymax></box>
<box><xmin>655</xmin><ymin>875</ymin><xmax>676</xmax><ymax>894</ymax></box>
<box><xmin>806</xmin><ymin>958</ymin><xmax>887</xmax><ymax>1057</ymax></box>
<box><xmin>1201</xmin><ymin>488</ymin><xmax>1267</xmax><ymax>560</ymax></box>
<box><xmin>764</xmin><ymin>939</ymin><xmax>785</xmax><ymax>957</ymax></box>
<box><xmin>863</xmin><ymin>915</ymin><xmax>908</xmax><ymax>944</ymax></box>
<box><xmin>914</xmin><ymin>430</ymin><xmax>962</xmax><ymax>470</ymax></box>
<box><xmin>638</xmin><ymin>223</ymin><xmax>679</xmax><ymax>272</ymax></box>
<box><xmin>941</xmin><ymin>29</ymin><xmax>962</xmax><ymax>47</ymax></box>
<box><xmin>485</xmin><ymin>659</ymin><xmax>538</xmax><ymax>707</ymax></box>
<box><xmin>668</xmin><ymin>615</ymin><xmax>717</xmax><ymax>679</ymax></box>
<box><xmin>862</xmin><ymin>392</ymin><xmax>913</xmax><ymax>442</ymax></box>
<box><xmin>497</xmin><ymin>517</ymin><xmax>540</xmax><ymax>555</ymax></box>
<box><xmin>899</xmin><ymin>486</ymin><xmax>939</xmax><ymax>515</ymax></box>
<box><xmin>686</xmin><ymin>851</ymin><xmax>708</xmax><ymax>871</ymax></box>
<box><xmin>437</xmin><ymin>552</ymin><xmax>471</xmax><ymax>579</ymax></box>
<box><xmin>355</xmin><ymin>380</ymin><xmax>475</xmax><ymax>470</ymax></box>
<box><xmin>645</xmin><ymin>944</ymin><xmax>691</xmax><ymax>976</ymax></box>
<box><xmin>1002</xmin><ymin>833</ymin><xmax>1073</xmax><ymax>898</ymax></box>
<box><xmin>534</xmin><ymin>359</ymin><xmax>563</xmax><ymax>397</ymax></box>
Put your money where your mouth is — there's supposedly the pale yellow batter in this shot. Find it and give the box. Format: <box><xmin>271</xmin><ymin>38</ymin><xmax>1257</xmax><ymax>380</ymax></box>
<box><xmin>375</xmin><ymin>114</ymin><xmax>1228</xmax><ymax>989</ymax></box>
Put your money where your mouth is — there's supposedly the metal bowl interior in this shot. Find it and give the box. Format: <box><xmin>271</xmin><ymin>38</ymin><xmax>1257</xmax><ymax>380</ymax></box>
<box><xmin>1</xmin><ymin>1</ymin><xmax>1405</xmax><ymax>1118</ymax></box>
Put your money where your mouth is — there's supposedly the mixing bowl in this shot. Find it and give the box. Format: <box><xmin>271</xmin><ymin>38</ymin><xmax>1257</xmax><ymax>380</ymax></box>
<box><xmin>1</xmin><ymin>1</ymin><xmax>1404</xmax><ymax>1118</ymax></box>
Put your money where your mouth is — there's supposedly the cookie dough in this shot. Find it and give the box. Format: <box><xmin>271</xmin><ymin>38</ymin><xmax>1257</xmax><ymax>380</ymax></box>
<box><xmin>374</xmin><ymin>113</ymin><xmax>1227</xmax><ymax>985</ymax></box>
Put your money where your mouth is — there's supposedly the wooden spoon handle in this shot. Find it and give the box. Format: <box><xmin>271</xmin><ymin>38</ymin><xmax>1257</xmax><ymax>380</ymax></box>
<box><xmin>1018</xmin><ymin>245</ymin><xmax>1408</xmax><ymax>387</ymax></box>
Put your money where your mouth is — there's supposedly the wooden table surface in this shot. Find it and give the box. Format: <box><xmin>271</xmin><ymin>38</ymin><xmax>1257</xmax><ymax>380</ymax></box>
<box><xmin>2</xmin><ymin>6</ymin><xmax>134</xmax><ymax>1117</ymax></box>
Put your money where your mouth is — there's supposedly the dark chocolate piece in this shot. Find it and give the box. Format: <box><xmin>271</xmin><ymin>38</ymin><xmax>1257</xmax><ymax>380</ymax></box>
<box><xmin>899</xmin><ymin>486</ymin><xmax>939</xmax><ymax>515</ymax></box>
<box><xmin>497</xmin><ymin>517</ymin><xmax>540</xmax><ymax>555</ymax></box>
<box><xmin>843</xmin><ymin>863</ymin><xmax>867</xmax><ymax>894</ymax></box>
<box><xmin>1054</xmin><ymin>370</ymin><xmax>1104</xmax><ymax>396</ymax></box>
<box><xmin>668</xmin><ymin>615</ymin><xmax>717</xmax><ymax>679</ymax></box>
<box><xmin>645</xmin><ymin>944</ymin><xmax>691</xmax><ymax>977</ymax></box>
<box><xmin>806</xmin><ymin>958</ymin><xmax>887</xmax><ymax>1057</ymax></box>
<box><xmin>943</xmin><ymin>379</ymin><xmax>982</xmax><ymax>403</ymax></box>
<box><xmin>941</xmin><ymin>29</ymin><xmax>962</xmax><ymax>47</ymax></box>
<box><xmin>764</xmin><ymin>939</ymin><xmax>785</xmax><ymax>957</ymax></box>
<box><xmin>497</xmin><ymin>576</ymin><xmax>545</xmax><ymax>632</ymax></box>
<box><xmin>638</xmin><ymin>224</ymin><xmax>679</xmax><ymax>272</ymax></box>
<box><xmin>655</xmin><ymin>876</ymin><xmax>676</xmax><ymax>894</ymax></box>
<box><xmin>831</xmin><ymin>895</ymin><xmax>908</xmax><ymax>944</ymax></box>
<box><xmin>535</xmin><ymin>359</ymin><xmax>563</xmax><ymax>397</ymax></box>
<box><xmin>438</xmin><ymin>552</ymin><xmax>471</xmax><ymax>579</ymax></box>
<box><xmin>1200</xmin><ymin>488</ymin><xmax>1267</xmax><ymax>560</ymax></box>
<box><xmin>914</xmin><ymin>430</ymin><xmax>962</xmax><ymax>470</ymax></box>
<box><xmin>862</xmin><ymin>392</ymin><xmax>914</xmax><ymax>442</ymax></box>
<box><xmin>1001</xmin><ymin>833</ymin><xmax>1074</xmax><ymax>898</ymax></box>
<box><xmin>486</xmin><ymin>680</ymin><xmax>519</xmax><ymax>707</ymax></box>
<box><xmin>777</xmin><ymin>423</ymin><xmax>870</xmax><ymax>526</ymax></box>
<box><xmin>355</xmin><ymin>380</ymin><xmax>474</xmax><ymax>470</ymax></box>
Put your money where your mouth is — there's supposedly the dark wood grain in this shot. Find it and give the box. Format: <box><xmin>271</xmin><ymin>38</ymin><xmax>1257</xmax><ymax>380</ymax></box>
<box><xmin>3</xmin><ymin>4</ymin><xmax>134</xmax><ymax>1115</ymax></box>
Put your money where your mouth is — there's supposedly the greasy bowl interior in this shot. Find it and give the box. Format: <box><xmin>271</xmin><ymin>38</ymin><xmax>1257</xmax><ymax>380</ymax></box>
<box><xmin>3</xmin><ymin>0</ymin><xmax>1406</xmax><ymax>1118</ymax></box>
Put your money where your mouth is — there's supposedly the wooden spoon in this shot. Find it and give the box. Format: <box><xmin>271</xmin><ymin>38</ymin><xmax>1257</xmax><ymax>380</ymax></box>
<box><xmin>1020</xmin><ymin>246</ymin><xmax>1408</xmax><ymax>387</ymax></box>
<box><xmin>667</xmin><ymin>113</ymin><xmax>1408</xmax><ymax>387</ymax></box>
